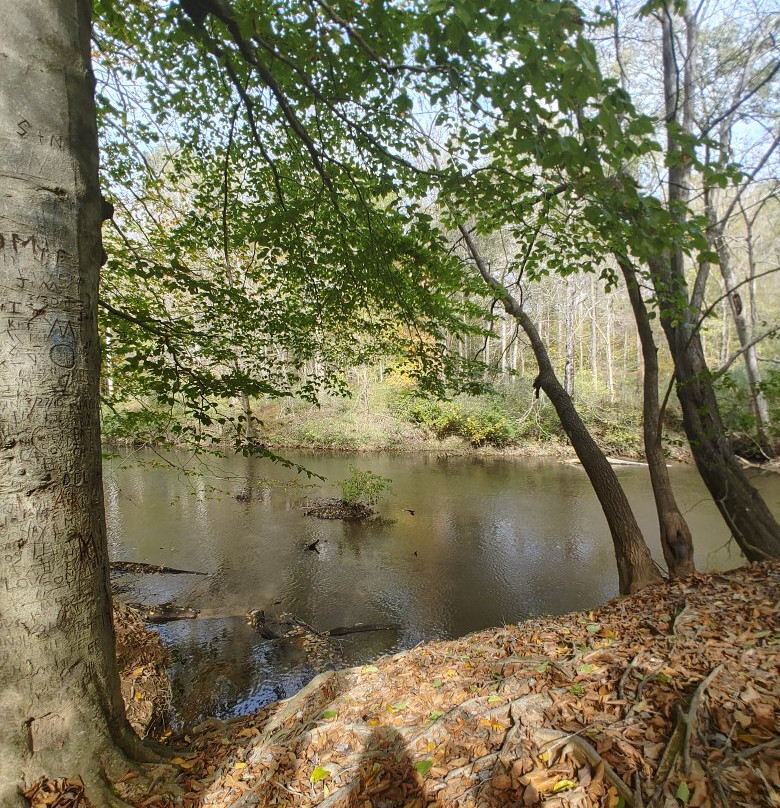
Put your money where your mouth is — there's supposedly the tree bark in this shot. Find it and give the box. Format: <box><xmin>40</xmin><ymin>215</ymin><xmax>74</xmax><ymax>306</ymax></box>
<box><xmin>0</xmin><ymin>2</ymin><xmax>153</xmax><ymax>802</ymax></box>
<box><xmin>650</xmin><ymin>271</ymin><xmax>780</xmax><ymax>561</ymax></box>
<box><xmin>704</xmin><ymin>193</ymin><xmax>773</xmax><ymax>456</ymax></box>
<box><xmin>651</xmin><ymin>3</ymin><xmax>780</xmax><ymax>561</ymax></box>
<box><xmin>620</xmin><ymin>263</ymin><xmax>695</xmax><ymax>578</ymax></box>
<box><xmin>459</xmin><ymin>228</ymin><xmax>662</xmax><ymax>594</ymax></box>
<box><xmin>563</xmin><ymin>276</ymin><xmax>575</xmax><ymax>396</ymax></box>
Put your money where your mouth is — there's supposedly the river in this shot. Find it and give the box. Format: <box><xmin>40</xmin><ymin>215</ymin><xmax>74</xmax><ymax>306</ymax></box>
<box><xmin>105</xmin><ymin>449</ymin><xmax>779</xmax><ymax>726</ymax></box>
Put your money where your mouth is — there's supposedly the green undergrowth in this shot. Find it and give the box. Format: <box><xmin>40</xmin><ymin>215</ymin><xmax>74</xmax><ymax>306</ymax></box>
<box><xmin>101</xmin><ymin>374</ymin><xmax>690</xmax><ymax>460</ymax></box>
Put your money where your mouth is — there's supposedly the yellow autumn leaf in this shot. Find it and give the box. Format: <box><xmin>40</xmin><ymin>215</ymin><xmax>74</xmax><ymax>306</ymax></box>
<box><xmin>131</xmin><ymin>667</ymin><xmax>145</xmax><ymax>677</ymax></box>
<box><xmin>234</xmin><ymin>762</ymin><xmax>247</xmax><ymax>770</ymax></box>
<box><xmin>170</xmin><ymin>757</ymin><xmax>198</xmax><ymax>770</ymax></box>
<box><xmin>553</xmin><ymin>779</ymin><xmax>577</xmax><ymax>793</ymax></box>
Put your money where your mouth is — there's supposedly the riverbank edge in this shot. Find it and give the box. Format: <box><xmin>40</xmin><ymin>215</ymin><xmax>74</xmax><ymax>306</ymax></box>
<box><xmin>115</xmin><ymin>561</ymin><xmax>778</xmax><ymax>808</ymax></box>
<box><xmin>103</xmin><ymin>434</ymin><xmax>695</xmax><ymax>464</ymax></box>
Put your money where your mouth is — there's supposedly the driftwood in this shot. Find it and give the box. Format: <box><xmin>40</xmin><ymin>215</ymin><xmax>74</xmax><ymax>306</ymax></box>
<box><xmin>127</xmin><ymin>602</ymin><xmax>201</xmax><ymax>623</ymax></box>
<box><xmin>324</xmin><ymin>623</ymin><xmax>399</xmax><ymax>637</ymax></box>
<box><xmin>110</xmin><ymin>561</ymin><xmax>207</xmax><ymax>576</ymax></box>
<box><xmin>566</xmin><ymin>456</ymin><xmax>656</xmax><ymax>468</ymax></box>
<box><xmin>246</xmin><ymin>611</ymin><xmax>397</xmax><ymax>639</ymax></box>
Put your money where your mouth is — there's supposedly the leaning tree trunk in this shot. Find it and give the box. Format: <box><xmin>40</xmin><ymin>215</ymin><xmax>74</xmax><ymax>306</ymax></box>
<box><xmin>459</xmin><ymin>228</ymin><xmax>662</xmax><ymax>594</ymax></box>
<box><xmin>650</xmin><ymin>261</ymin><xmax>780</xmax><ymax>561</ymax></box>
<box><xmin>650</xmin><ymin>4</ymin><xmax>780</xmax><ymax>562</ymax></box>
<box><xmin>620</xmin><ymin>262</ymin><xmax>695</xmax><ymax>578</ymax></box>
<box><xmin>0</xmin><ymin>2</ymin><xmax>155</xmax><ymax>804</ymax></box>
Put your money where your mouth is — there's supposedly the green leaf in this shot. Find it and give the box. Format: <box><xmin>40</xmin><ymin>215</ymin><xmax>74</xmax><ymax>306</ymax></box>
<box><xmin>676</xmin><ymin>781</ymin><xmax>690</xmax><ymax>803</ymax></box>
<box><xmin>487</xmin><ymin>694</ymin><xmax>502</xmax><ymax>703</ymax></box>
<box><xmin>586</xmin><ymin>623</ymin><xmax>601</xmax><ymax>633</ymax></box>
<box><xmin>414</xmin><ymin>760</ymin><xmax>433</xmax><ymax>776</ymax></box>
<box><xmin>310</xmin><ymin>766</ymin><xmax>330</xmax><ymax>784</ymax></box>
<box><xmin>362</xmin><ymin>665</ymin><xmax>379</xmax><ymax>673</ymax></box>
<box><xmin>570</xmin><ymin>685</ymin><xmax>584</xmax><ymax>695</ymax></box>
<box><xmin>577</xmin><ymin>664</ymin><xmax>596</xmax><ymax>674</ymax></box>
<box><xmin>431</xmin><ymin>678</ymin><xmax>443</xmax><ymax>688</ymax></box>
<box><xmin>429</xmin><ymin>711</ymin><xmax>444</xmax><ymax>721</ymax></box>
<box><xmin>553</xmin><ymin>779</ymin><xmax>577</xmax><ymax>793</ymax></box>
<box><xmin>391</xmin><ymin>701</ymin><xmax>409</xmax><ymax>711</ymax></box>
<box><xmin>322</xmin><ymin>709</ymin><xmax>338</xmax><ymax>719</ymax></box>
<box><xmin>536</xmin><ymin>661</ymin><xmax>550</xmax><ymax>673</ymax></box>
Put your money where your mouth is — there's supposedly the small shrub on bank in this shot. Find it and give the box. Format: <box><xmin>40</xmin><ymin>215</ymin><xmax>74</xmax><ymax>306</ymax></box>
<box><xmin>391</xmin><ymin>391</ymin><xmax>522</xmax><ymax>447</ymax></box>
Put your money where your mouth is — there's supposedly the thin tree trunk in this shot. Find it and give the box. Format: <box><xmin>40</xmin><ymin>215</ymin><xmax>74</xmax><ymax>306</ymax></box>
<box><xmin>719</xmin><ymin>294</ymin><xmax>731</xmax><ymax>367</ymax></box>
<box><xmin>590</xmin><ymin>277</ymin><xmax>599</xmax><ymax>388</ymax></box>
<box><xmin>241</xmin><ymin>391</ymin><xmax>256</xmax><ymax>442</ymax></box>
<box><xmin>0</xmin><ymin>3</ymin><xmax>159</xmax><ymax>803</ymax></box>
<box><xmin>712</xmin><ymin>228</ymin><xmax>771</xmax><ymax>455</ymax></box>
<box><xmin>501</xmin><ymin>316</ymin><xmax>508</xmax><ymax>377</ymax></box>
<box><xmin>606</xmin><ymin>296</ymin><xmax>615</xmax><ymax>404</ymax></box>
<box><xmin>620</xmin><ymin>263</ymin><xmax>695</xmax><ymax>577</ymax></box>
<box><xmin>564</xmin><ymin>276</ymin><xmax>575</xmax><ymax>396</ymax></box>
<box><xmin>460</xmin><ymin>228</ymin><xmax>662</xmax><ymax>594</ymax></box>
<box><xmin>104</xmin><ymin>328</ymin><xmax>114</xmax><ymax>398</ymax></box>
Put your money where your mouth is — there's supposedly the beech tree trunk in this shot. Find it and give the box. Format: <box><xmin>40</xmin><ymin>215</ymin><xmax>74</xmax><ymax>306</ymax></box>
<box><xmin>0</xmin><ymin>2</ymin><xmax>151</xmax><ymax>803</ymax></box>
<box><xmin>621</xmin><ymin>263</ymin><xmax>695</xmax><ymax>578</ymax></box>
<box><xmin>459</xmin><ymin>228</ymin><xmax>662</xmax><ymax>594</ymax></box>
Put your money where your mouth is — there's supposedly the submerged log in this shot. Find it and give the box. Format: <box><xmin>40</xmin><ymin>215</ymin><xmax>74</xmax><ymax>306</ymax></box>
<box><xmin>325</xmin><ymin>623</ymin><xmax>399</xmax><ymax>637</ymax></box>
<box><xmin>110</xmin><ymin>560</ymin><xmax>207</xmax><ymax>576</ymax></box>
<box><xmin>128</xmin><ymin>601</ymin><xmax>201</xmax><ymax>623</ymax></box>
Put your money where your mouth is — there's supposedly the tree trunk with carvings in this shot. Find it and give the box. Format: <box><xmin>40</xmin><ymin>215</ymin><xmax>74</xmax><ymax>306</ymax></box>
<box><xmin>0</xmin><ymin>2</ymin><xmax>153</xmax><ymax>804</ymax></box>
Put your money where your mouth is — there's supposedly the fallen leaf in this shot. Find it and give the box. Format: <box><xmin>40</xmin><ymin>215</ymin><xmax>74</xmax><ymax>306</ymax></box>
<box><xmin>414</xmin><ymin>760</ymin><xmax>433</xmax><ymax>776</ymax></box>
<box><xmin>310</xmin><ymin>766</ymin><xmax>330</xmax><ymax>784</ymax></box>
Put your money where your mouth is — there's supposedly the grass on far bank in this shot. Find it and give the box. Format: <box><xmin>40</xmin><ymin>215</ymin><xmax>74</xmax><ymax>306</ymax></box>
<box><xmin>102</xmin><ymin>372</ymin><xmax>691</xmax><ymax>461</ymax></box>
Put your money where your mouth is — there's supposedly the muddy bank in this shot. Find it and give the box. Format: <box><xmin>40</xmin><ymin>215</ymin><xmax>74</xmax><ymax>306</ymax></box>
<box><xmin>114</xmin><ymin>602</ymin><xmax>172</xmax><ymax>739</ymax></box>
<box><xmin>118</xmin><ymin>561</ymin><xmax>778</xmax><ymax>808</ymax></box>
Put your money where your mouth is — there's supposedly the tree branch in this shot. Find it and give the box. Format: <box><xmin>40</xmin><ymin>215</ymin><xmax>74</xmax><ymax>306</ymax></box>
<box><xmin>713</xmin><ymin>327</ymin><xmax>780</xmax><ymax>379</ymax></box>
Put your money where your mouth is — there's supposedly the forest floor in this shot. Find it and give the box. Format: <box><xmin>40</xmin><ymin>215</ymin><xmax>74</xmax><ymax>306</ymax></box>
<box><xmin>102</xmin><ymin>561</ymin><xmax>780</xmax><ymax>808</ymax></box>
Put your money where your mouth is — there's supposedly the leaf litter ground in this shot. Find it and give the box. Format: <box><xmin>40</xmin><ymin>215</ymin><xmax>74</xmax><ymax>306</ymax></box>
<box><xmin>31</xmin><ymin>562</ymin><xmax>780</xmax><ymax>808</ymax></box>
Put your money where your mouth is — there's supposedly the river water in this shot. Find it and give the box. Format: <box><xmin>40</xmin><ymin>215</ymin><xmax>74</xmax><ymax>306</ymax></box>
<box><xmin>105</xmin><ymin>449</ymin><xmax>779</xmax><ymax>726</ymax></box>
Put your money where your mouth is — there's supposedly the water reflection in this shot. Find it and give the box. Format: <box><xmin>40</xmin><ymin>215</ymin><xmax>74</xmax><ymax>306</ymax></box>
<box><xmin>105</xmin><ymin>449</ymin><xmax>777</xmax><ymax>726</ymax></box>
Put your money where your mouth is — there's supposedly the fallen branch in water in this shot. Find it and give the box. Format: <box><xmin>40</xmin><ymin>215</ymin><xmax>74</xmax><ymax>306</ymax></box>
<box><xmin>325</xmin><ymin>623</ymin><xmax>399</xmax><ymax>637</ymax></box>
<box><xmin>110</xmin><ymin>561</ymin><xmax>207</xmax><ymax>576</ymax></box>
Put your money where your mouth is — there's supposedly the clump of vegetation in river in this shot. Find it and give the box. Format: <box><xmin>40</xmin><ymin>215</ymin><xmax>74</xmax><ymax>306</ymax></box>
<box><xmin>339</xmin><ymin>466</ymin><xmax>392</xmax><ymax>507</ymax></box>
<box><xmin>304</xmin><ymin>466</ymin><xmax>392</xmax><ymax>520</ymax></box>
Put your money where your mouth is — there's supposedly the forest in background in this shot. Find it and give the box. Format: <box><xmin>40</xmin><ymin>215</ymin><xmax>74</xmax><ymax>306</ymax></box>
<box><xmin>96</xmin><ymin>0</ymin><xmax>780</xmax><ymax>462</ymax></box>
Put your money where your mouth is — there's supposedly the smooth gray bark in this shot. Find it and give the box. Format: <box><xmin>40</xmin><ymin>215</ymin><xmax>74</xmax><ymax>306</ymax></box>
<box><xmin>0</xmin><ymin>2</ymin><xmax>151</xmax><ymax>802</ymax></box>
